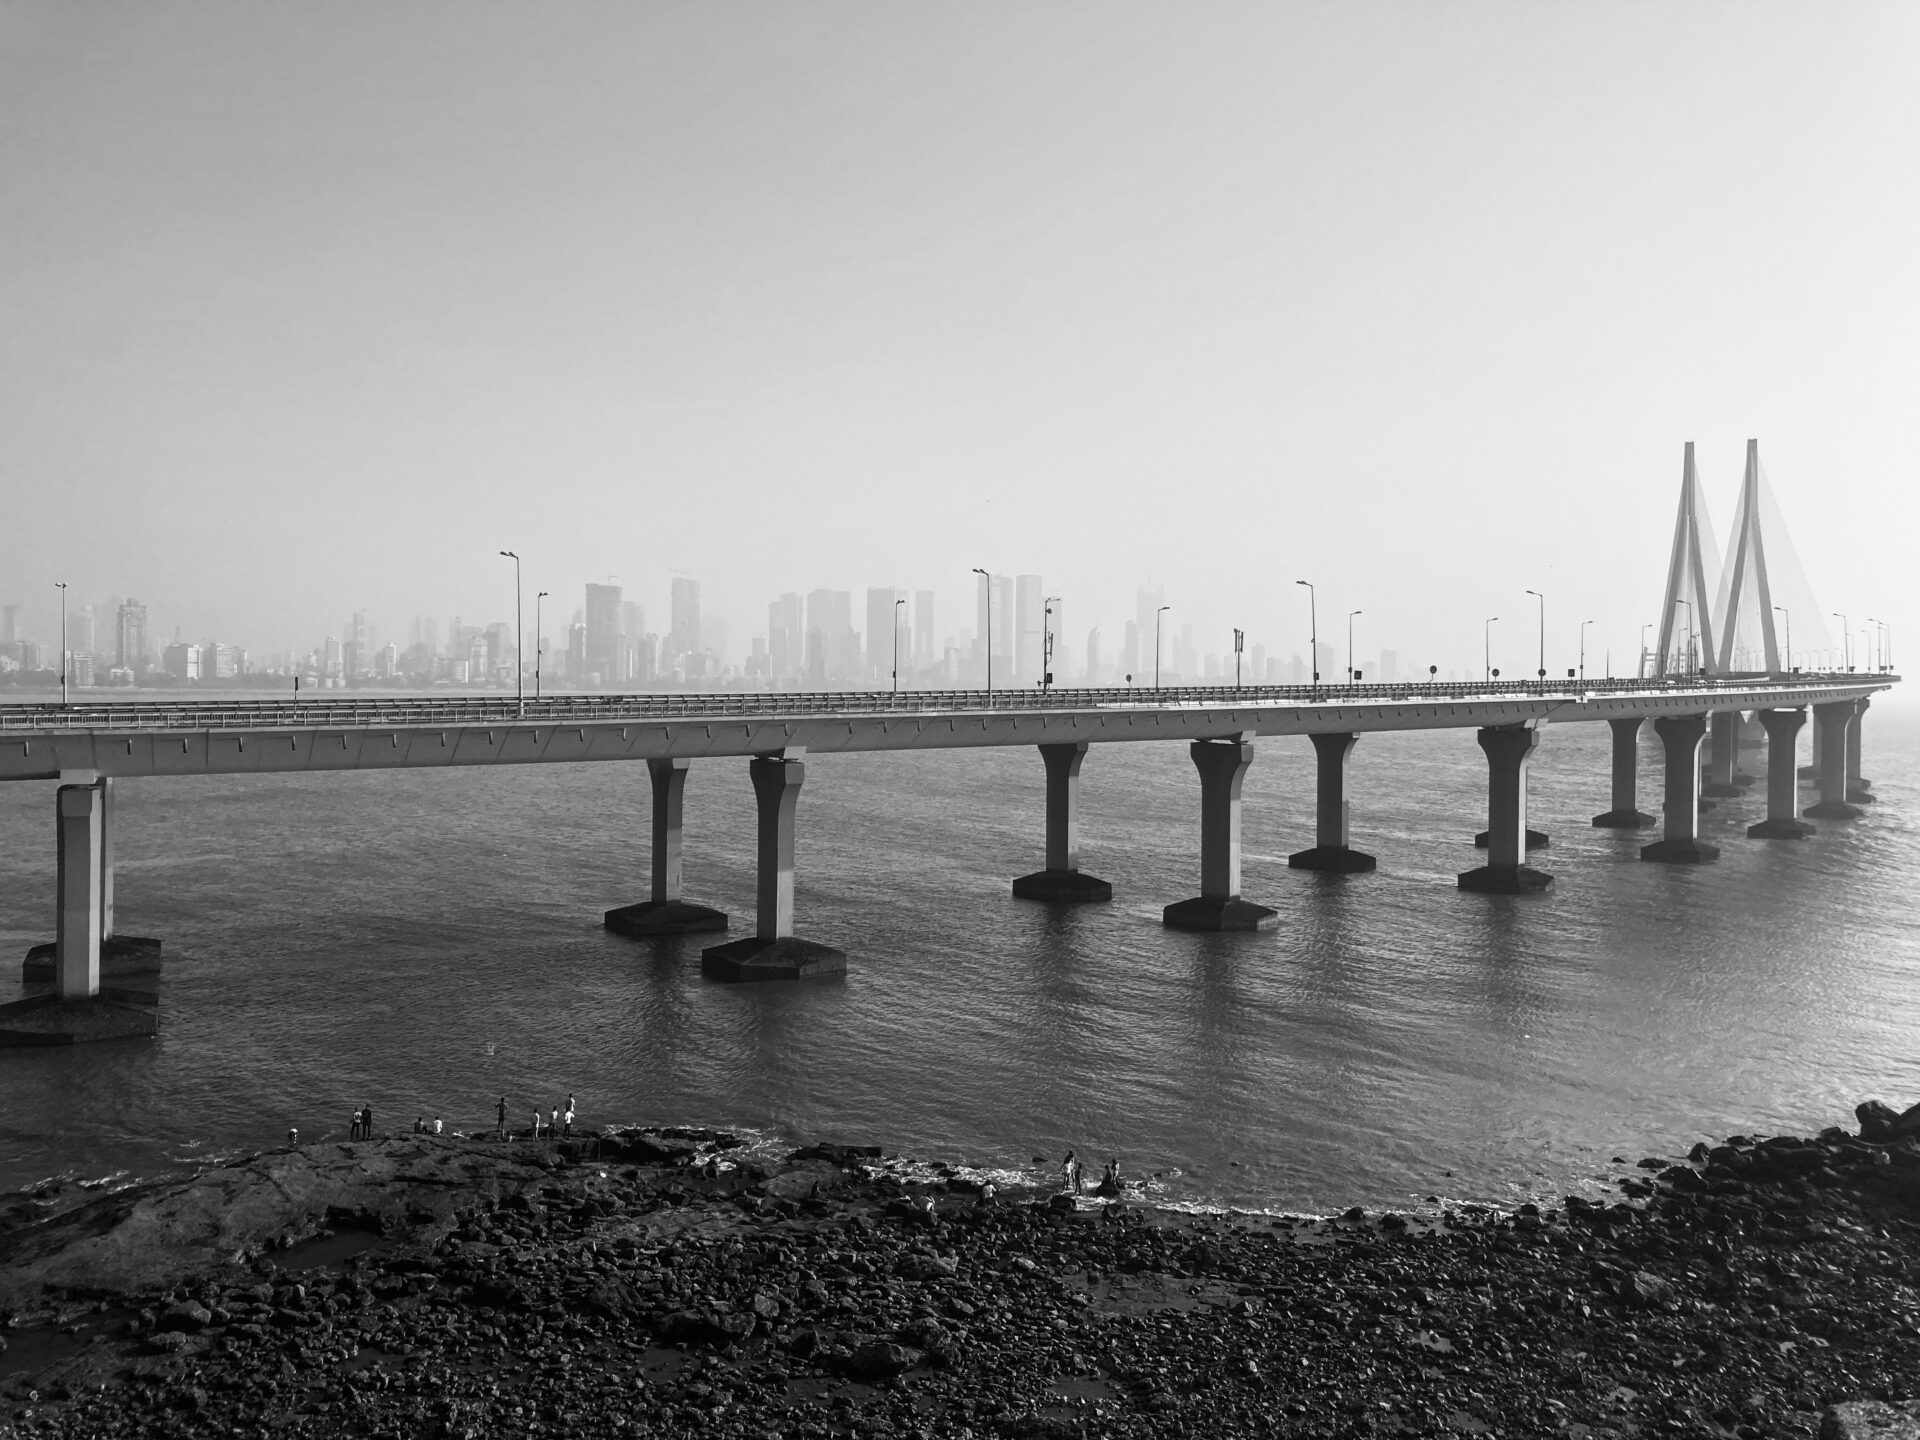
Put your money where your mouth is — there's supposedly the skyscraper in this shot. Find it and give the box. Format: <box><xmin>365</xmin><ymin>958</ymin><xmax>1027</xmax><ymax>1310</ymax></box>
<box><xmin>72</xmin><ymin>604</ymin><xmax>95</xmax><ymax>657</ymax></box>
<box><xmin>670</xmin><ymin>578</ymin><xmax>701</xmax><ymax>663</ymax></box>
<box><xmin>974</xmin><ymin>572</ymin><xmax>1013</xmax><ymax>683</ymax></box>
<box><xmin>1</xmin><ymin>604</ymin><xmax>18</xmax><ymax>646</ymax></box>
<box><xmin>1014</xmin><ymin>575</ymin><xmax>1043</xmax><ymax>683</ymax></box>
<box><xmin>806</xmin><ymin>588</ymin><xmax>857</xmax><ymax>683</ymax></box>
<box><xmin>865</xmin><ymin>587</ymin><xmax>906</xmax><ymax>683</ymax></box>
<box><xmin>584</xmin><ymin>582</ymin><xmax>622</xmax><ymax>684</ymax></box>
<box><xmin>116</xmin><ymin>599</ymin><xmax>150</xmax><ymax>672</ymax></box>
<box><xmin>913</xmin><ymin>590</ymin><xmax>935</xmax><ymax>669</ymax></box>
<box><xmin>768</xmin><ymin>593</ymin><xmax>803</xmax><ymax>683</ymax></box>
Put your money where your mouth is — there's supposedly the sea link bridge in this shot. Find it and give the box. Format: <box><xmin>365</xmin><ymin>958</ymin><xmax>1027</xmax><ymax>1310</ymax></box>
<box><xmin>0</xmin><ymin>668</ymin><xmax>1894</xmax><ymax>1043</ymax></box>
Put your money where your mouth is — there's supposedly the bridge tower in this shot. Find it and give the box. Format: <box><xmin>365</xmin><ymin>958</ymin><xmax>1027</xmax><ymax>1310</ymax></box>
<box><xmin>1712</xmin><ymin>439</ymin><xmax>1782</xmax><ymax>674</ymax></box>
<box><xmin>1654</xmin><ymin>441</ymin><xmax>1721</xmax><ymax>678</ymax></box>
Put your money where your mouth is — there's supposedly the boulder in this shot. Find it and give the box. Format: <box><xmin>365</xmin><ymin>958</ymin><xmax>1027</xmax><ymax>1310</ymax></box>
<box><xmin>847</xmin><ymin>1340</ymin><xmax>921</xmax><ymax>1381</ymax></box>
<box><xmin>1855</xmin><ymin>1102</ymin><xmax>1901</xmax><ymax>1142</ymax></box>
<box><xmin>158</xmin><ymin>1301</ymin><xmax>213</xmax><ymax>1333</ymax></box>
<box><xmin>1823</xmin><ymin>1399</ymin><xmax>1920</xmax><ymax>1439</ymax></box>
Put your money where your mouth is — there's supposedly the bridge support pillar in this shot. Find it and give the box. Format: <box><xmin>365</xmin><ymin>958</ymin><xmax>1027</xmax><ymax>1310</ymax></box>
<box><xmin>1747</xmin><ymin>708</ymin><xmax>1815</xmax><ymax>839</ymax></box>
<box><xmin>1592</xmin><ymin>717</ymin><xmax>1655</xmax><ymax>828</ymax></box>
<box><xmin>22</xmin><ymin>775</ymin><xmax>163</xmax><ymax>985</ymax></box>
<box><xmin>1640</xmin><ymin>715</ymin><xmax>1720</xmax><ymax>863</ymax></box>
<box><xmin>1459</xmin><ymin>725</ymin><xmax>1552</xmax><ymax>893</ymax></box>
<box><xmin>605</xmin><ymin>758</ymin><xmax>730</xmax><ymax>936</ymax></box>
<box><xmin>1700</xmin><ymin>712</ymin><xmax>1743</xmax><ymax>798</ymax></box>
<box><xmin>1164</xmin><ymin>737</ymin><xmax>1278</xmax><ymax>931</ymax></box>
<box><xmin>1846</xmin><ymin>697</ymin><xmax>1873</xmax><ymax>803</ymax></box>
<box><xmin>1013</xmin><ymin>743</ymin><xmax>1112</xmax><ymax>901</ymax></box>
<box><xmin>1287</xmin><ymin>732</ymin><xmax>1376</xmax><ymax>873</ymax></box>
<box><xmin>702</xmin><ymin>752</ymin><xmax>844</xmax><ymax>981</ymax></box>
<box><xmin>1805</xmin><ymin>701</ymin><xmax>1864</xmax><ymax>820</ymax></box>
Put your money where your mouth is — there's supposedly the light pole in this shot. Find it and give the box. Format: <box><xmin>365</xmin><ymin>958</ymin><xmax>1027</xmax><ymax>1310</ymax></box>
<box><xmin>55</xmin><ymin>581</ymin><xmax>68</xmax><ymax>706</ymax></box>
<box><xmin>1867</xmin><ymin>617</ymin><xmax>1881</xmax><ymax>672</ymax></box>
<box><xmin>1346</xmin><ymin>610</ymin><xmax>1361</xmax><ymax>688</ymax></box>
<box><xmin>535</xmin><ymin>591</ymin><xmax>548</xmax><ymax>699</ymax></box>
<box><xmin>1832</xmin><ymin>612</ymin><xmax>1849</xmax><ymax>670</ymax></box>
<box><xmin>1525</xmin><ymin>588</ymin><xmax>1545</xmax><ymax>684</ymax></box>
<box><xmin>1155</xmin><ymin>605</ymin><xmax>1170</xmax><ymax>690</ymax></box>
<box><xmin>1675</xmin><ymin>599</ymin><xmax>1694</xmax><ymax>673</ymax></box>
<box><xmin>893</xmin><ymin>596</ymin><xmax>907</xmax><ymax>694</ymax></box>
<box><xmin>1041</xmin><ymin>596</ymin><xmax>1059</xmax><ymax>692</ymax></box>
<box><xmin>1484</xmin><ymin>617</ymin><xmax>1498</xmax><ymax>683</ymax></box>
<box><xmin>1773</xmin><ymin>605</ymin><xmax>1791</xmax><ymax>672</ymax></box>
<box><xmin>1639</xmin><ymin>623</ymin><xmax>1651</xmax><ymax>680</ymax></box>
<box><xmin>1295</xmin><ymin>580</ymin><xmax>1317</xmax><ymax>693</ymax></box>
<box><xmin>972</xmin><ymin>568</ymin><xmax>994</xmax><ymax>700</ymax></box>
<box><xmin>499</xmin><ymin>550</ymin><xmax>523</xmax><ymax>714</ymax></box>
<box><xmin>1579</xmin><ymin>619</ymin><xmax>1593</xmax><ymax>683</ymax></box>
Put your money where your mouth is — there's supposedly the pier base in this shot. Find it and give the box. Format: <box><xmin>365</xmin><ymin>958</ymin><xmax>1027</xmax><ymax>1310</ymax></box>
<box><xmin>606</xmin><ymin>758</ymin><xmax>731</xmax><ymax>937</ymax></box>
<box><xmin>1286</xmin><ymin>732</ymin><xmax>1376</xmax><ymax>875</ymax></box>
<box><xmin>604</xmin><ymin>900</ymin><xmax>728</xmax><ymax>936</ymax></box>
<box><xmin>0</xmin><ymin>990</ymin><xmax>159</xmax><ymax>1048</ymax></box>
<box><xmin>1285</xmin><ymin>846</ymin><xmax>1376</xmax><ymax>874</ymax></box>
<box><xmin>1805</xmin><ymin>701</ymin><xmax>1864</xmax><ymax>820</ymax></box>
<box><xmin>1591</xmin><ymin>810</ymin><xmax>1655</xmax><ymax>828</ymax></box>
<box><xmin>1472</xmin><ymin>829</ymin><xmax>1549</xmax><ymax>850</ymax></box>
<box><xmin>1457</xmin><ymin>864</ymin><xmax>1554</xmax><ymax>894</ymax></box>
<box><xmin>1592</xmin><ymin>717</ymin><xmax>1654</xmax><ymax>828</ymax></box>
<box><xmin>1746</xmin><ymin>818</ymin><xmax>1815</xmax><ymax>840</ymax></box>
<box><xmin>1457</xmin><ymin>725</ymin><xmax>1552</xmax><ymax>895</ymax></box>
<box><xmin>1639</xmin><ymin>837</ymin><xmax>1721</xmax><ymax>864</ymax></box>
<box><xmin>700</xmin><ymin>936</ymin><xmax>846</xmax><ymax>983</ymax></box>
<box><xmin>1164</xmin><ymin>737</ymin><xmax>1277</xmax><ymax>931</ymax></box>
<box><xmin>23</xmin><ymin>935</ymin><xmax>163</xmax><ymax>984</ymax></box>
<box><xmin>1162</xmin><ymin>896</ymin><xmax>1279</xmax><ymax>932</ymax></box>
<box><xmin>1012</xmin><ymin>869</ymin><xmax>1114</xmax><ymax>902</ymax></box>
<box><xmin>1747</xmin><ymin>708</ymin><xmax>1814</xmax><ymax>840</ymax></box>
<box><xmin>1641</xmin><ymin>715</ymin><xmax>1719</xmax><ymax>865</ymax></box>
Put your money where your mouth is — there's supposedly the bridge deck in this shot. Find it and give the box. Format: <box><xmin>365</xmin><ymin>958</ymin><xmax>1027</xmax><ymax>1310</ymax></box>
<box><xmin>0</xmin><ymin>675</ymin><xmax>1892</xmax><ymax>784</ymax></box>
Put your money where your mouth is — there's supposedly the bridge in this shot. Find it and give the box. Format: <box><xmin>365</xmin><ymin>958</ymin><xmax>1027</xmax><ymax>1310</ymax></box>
<box><xmin>0</xmin><ymin>670</ymin><xmax>1893</xmax><ymax>1043</ymax></box>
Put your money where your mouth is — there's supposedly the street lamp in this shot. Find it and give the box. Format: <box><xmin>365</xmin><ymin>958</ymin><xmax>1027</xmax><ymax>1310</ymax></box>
<box><xmin>55</xmin><ymin>581</ymin><xmax>68</xmax><ymax>706</ymax></box>
<box><xmin>1041</xmin><ymin>595</ymin><xmax>1060</xmax><ymax>693</ymax></box>
<box><xmin>1675</xmin><ymin>599</ymin><xmax>1694</xmax><ymax>674</ymax></box>
<box><xmin>1867</xmin><ymin>617</ymin><xmax>1882</xmax><ymax>672</ymax></box>
<box><xmin>1484</xmin><ymin>617</ymin><xmax>1498</xmax><ymax>683</ymax></box>
<box><xmin>1295</xmin><ymin>580</ymin><xmax>1317</xmax><ymax>693</ymax></box>
<box><xmin>1346</xmin><ymin>610</ymin><xmax>1362</xmax><ymax>689</ymax></box>
<box><xmin>893</xmin><ymin>596</ymin><xmax>907</xmax><ymax>694</ymax></box>
<box><xmin>535</xmin><ymin>591</ymin><xmax>549</xmax><ymax>699</ymax></box>
<box><xmin>972</xmin><ymin>568</ymin><xmax>994</xmax><ymax>700</ymax></box>
<box><xmin>1155</xmin><ymin>605</ymin><xmax>1170</xmax><ymax>690</ymax></box>
<box><xmin>1639</xmin><ymin>623</ymin><xmax>1651</xmax><ymax>680</ymax></box>
<box><xmin>1525</xmin><ymin>588</ymin><xmax>1545</xmax><ymax>684</ymax></box>
<box><xmin>1773</xmin><ymin>605</ymin><xmax>1792</xmax><ymax>672</ymax></box>
<box><xmin>498</xmin><ymin>550</ymin><xmax>523</xmax><ymax>715</ymax></box>
<box><xmin>1579</xmin><ymin>619</ymin><xmax>1593</xmax><ymax>683</ymax></box>
<box><xmin>1832</xmin><ymin>612</ymin><xmax>1849</xmax><ymax>670</ymax></box>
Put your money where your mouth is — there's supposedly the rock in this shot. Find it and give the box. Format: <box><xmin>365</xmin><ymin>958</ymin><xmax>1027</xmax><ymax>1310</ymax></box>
<box><xmin>847</xmin><ymin>1340</ymin><xmax>921</xmax><ymax>1381</ymax></box>
<box><xmin>1897</xmin><ymin>1103</ymin><xmax>1920</xmax><ymax>1138</ymax></box>
<box><xmin>1823</xmin><ymin>1399</ymin><xmax>1920</xmax><ymax>1439</ymax></box>
<box><xmin>1621</xmin><ymin>1271</ymin><xmax>1671</xmax><ymax>1308</ymax></box>
<box><xmin>660</xmin><ymin>1309</ymin><xmax>751</xmax><ymax>1349</ymax></box>
<box><xmin>158</xmin><ymin>1301</ymin><xmax>213</xmax><ymax>1333</ymax></box>
<box><xmin>896</xmin><ymin>1253</ymin><xmax>958</xmax><ymax>1281</ymax></box>
<box><xmin>145</xmin><ymin>1329</ymin><xmax>192</xmax><ymax>1354</ymax></box>
<box><xmin>582</xmin><ymin>1279</ymin><xmax>640</xmax><ymax>1322</ymax></box>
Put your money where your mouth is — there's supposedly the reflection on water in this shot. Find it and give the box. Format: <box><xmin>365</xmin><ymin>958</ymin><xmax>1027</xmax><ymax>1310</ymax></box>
<box><xmin>0</xmin><ymin>708</ymin><xmax>1916</xmax><ymax>1214</ymax></box>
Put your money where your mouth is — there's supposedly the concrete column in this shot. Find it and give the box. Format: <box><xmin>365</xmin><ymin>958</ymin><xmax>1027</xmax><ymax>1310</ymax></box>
<box><xmin>1846</xmin><ymin>696</ymin><xmax>1873</xmax><ymax>803</ymax></box>
<box><xmin>1164</xmin><ymin>737</ymin><xmax>1278</xmax><ymax>931</ymax></box>
<box><xmin>1700</xmin><ymin>711</ymin><xmax>1742</xmax><ymax>798</ymax></box>
<box><xmin>1288</xmin><ymin>732</ymin><xmax>1377</xmax><ymax>873</ymax></box>
<box><xmin>21</xmin><ymin>775</ymin><xmax>164</xmax><ymax>987</ymax></box>
<box><xmin>1805</xmin><ymin>701</ymin><xmax>1864</xmax><ymax>820</ymax></box>
<box><xmin>1459</xmin><ymin>725</ymin><xmax>1552</xmax><ymax>893</ymax></box>
<box><xmin>56</xmin><ymin>782</ymin><xmax>104</xmax><ymax>999</ymax></box>
<box><xmin>1747</xmin><ymin>708</ymin><xmax>1814</xmax><ymax>839</ymax></box>
<box><xmin>99</xmin><ymin>776</ymin><xmax>116</xmax><ymax>941</ymax></box>
<box><xmin>605</xmin><ymin>759</ymin><xmax>729</xmax><ymax>936</ymax></box>
<box><xmin>1591</xmin><ymin>717</ymin><xmax>1654</xmax><ymax>828</ymax></box>
<box><xmin>702</xmin><ymin>750</ymin><xmax>845</xmax><ymax>980</ymax></box>
<box><xmin>1013</xmin><ymin>743</ymin><xmax>1112</xmax><ymax>901</ymax></box>
<box><xmin>1640</xmin><ymin>715</ymin><xmax>1720</xmax><ymax>863</ymax></box>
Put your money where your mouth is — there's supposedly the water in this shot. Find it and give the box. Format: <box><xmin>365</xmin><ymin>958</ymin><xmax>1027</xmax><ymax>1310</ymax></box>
<box><xmin>2</xmin><ymin>705</ymin><xmax>1915</xmax><ymax>1215</ymax></box>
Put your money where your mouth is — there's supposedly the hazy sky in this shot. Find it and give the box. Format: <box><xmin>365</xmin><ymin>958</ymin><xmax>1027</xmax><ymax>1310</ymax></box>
<box><xmin>3</xmin><ymin>3</ymin><xmax>1915</xmax><ymax>679</ymax></box>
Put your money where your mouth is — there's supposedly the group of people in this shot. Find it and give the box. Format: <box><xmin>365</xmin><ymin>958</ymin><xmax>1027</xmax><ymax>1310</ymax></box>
<box><xmin>411</xmin><ymin>1116</ymin><xmax>445</xmax><ymax>1134</ymax></box>
<box><xmin>347</xmin><ymin>1104</ymin><xmax>376</xmax><ymax>1141</ymax></box>
<box><xmin>1061</xmin><ymin>1150</ymin><xmax>1125</xmax><ymax>1198</ymax></box>
<box><xmin>497</xmin><ymin>1093</ymin><xmax>576</xmax><ymax>1142</ymax></box>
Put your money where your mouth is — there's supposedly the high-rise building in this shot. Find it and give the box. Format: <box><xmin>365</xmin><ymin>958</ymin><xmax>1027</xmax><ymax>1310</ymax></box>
<box><xmin>163</xmin><ymin>643</ymin><xmax>202</xmax><ymax>682</ymax></box>
<box><xmin>584</xmin><ymin>582</ymin><xmax>622</xmax><ymax>685</ymax></box>
<box><xmin>346</xmin><ymin>610</ymin><xmax>371</xmax><ymax>678</ymax></box>
<box><xmin>1013</xmin><ymin>575</ymin><xmax>1043</xmax><ymax>683</ymax></box>
<box><xmin>913</xmin><ymin>590</ymin><xmax>935</xmax><ymax>669</ymax></box>
<box><xmin>865</xmin><ymin>587</ymin><xmax>906</xmax><ymax>683</ymax></box>
<box><xmin>974</xmin><ymin>573</ymin><xmax>1013</xmax><ymax>682</ymax></box>
<box><xmin>768</xmin><ymin>593</ymin><xmax>803</xmax><ymax>683</ymax></box>
<box><xmin>72</xmin><ymin>604</ymin><xmax>96</xmax><ymax>658</ymax></box>
<box><xmin>806</xmin><ymin>589</ymin><xmax>857</xmax><ymax>683</ymax></box>
<box><xmin>1085</xmin><ymin>627</ymin><xmax>1103</xmax><ymax>685</ymax></box>
<box><xmin>670</xmin><ymin>578</ymin><xmax>701</xmax><ymax>663</ymax></box>
<box><xmin>116</xmin><ymin>599</ymin><xmax>150</xmax><ymax>672</ymax></box>
<box><xmin>0</xmin><ymin>604</ymin><xmax>17</xmax><ymax>646</ymax></box>
<box><xmin>409</xmin><ymin>616</ymin><xmax>440</xmax><ymax>656</ymax></box>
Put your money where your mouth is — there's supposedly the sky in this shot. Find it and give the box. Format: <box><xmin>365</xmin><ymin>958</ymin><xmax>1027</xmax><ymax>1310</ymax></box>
<box><xmin>3</xmin><ymin>3</ymin><xmax>1916</xmax><ymax>682</ymax></box>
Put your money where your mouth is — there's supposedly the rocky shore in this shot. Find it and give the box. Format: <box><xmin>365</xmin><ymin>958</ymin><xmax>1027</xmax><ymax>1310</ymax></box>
<box><xmin>1</xmin><ymin>1105</ymin><xmax>1918</xmax><ymax>1439</ymax></box>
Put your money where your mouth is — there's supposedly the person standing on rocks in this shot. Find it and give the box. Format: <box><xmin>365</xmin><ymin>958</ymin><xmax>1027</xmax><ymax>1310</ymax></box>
<box><xmin>1063</xmin><ymin>1151</ymin><xmax>1079</xmax><ymax>1194</ymax></box>
<box><xmin>549</xmin><ymin>1105</ymin><xmax>560</xmax><ymax>1141</ymax></box>
<box><xmin>361</xmin><ymin>1104</ymin><xmax>374</xmax><ymax>1141</ymax></box>
<box><xmin>496</xmin><ymin>1096</ymin><xmax>508</xmax><ymax>1139</ymax></box>
<box><xmin>562</xmin><ymin>1103</ymin><xmax>574</xmax><ymax>1139</ymax></box>
<box><xmin>532</xmin><ymin>1107</ymin><xmax>543</xmax><ymax>1141</ymax></box>
<box><xmin>348</xmin><ymin>1110</ymin><xmax>360</xmax><ymax>1141</ymax></box>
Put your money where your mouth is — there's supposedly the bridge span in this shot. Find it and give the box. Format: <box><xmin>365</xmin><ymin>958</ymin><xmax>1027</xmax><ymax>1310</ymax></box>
<box><xmin>0</xmin><ymin>673</ymin><xmax>1895</xmax><ymax>1042</ymax></box>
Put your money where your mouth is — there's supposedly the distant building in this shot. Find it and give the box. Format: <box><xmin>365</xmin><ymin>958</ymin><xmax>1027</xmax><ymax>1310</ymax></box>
<box><xmin>73</xmin><ymin>604</ymin><xmax>96</xmax><ymax>659</ymax></box>
<box><xmin>670</xmin><ymin>578</ymin><xmax>701</xmax><ymax>666</ymax></box>
<box><xmin>116</xmin><ymin>599</ymin><xmax>150</xmax><ymax>673</ymax></box>
<box><xmin>1014</xmin><ymin>575</ymin><xmax>1043</xmax><ymax>683</ymax></box>
<box><xmin>584</xmin><ymin>583</ymin><xmax>622</xmax><ymax>686</ymax></box>
<box><xmin>806</xmin><ymin>589</ymin><xmax>858</xmax><ymax>683</ymax></box>
<box><xmin>768</xmin><ymin>593</ymin><xmax>803</xmax><ymax>683</ymax></box>
<box><xmin>0</xmin><ymin>604</ymin><xmax>17</xmax><ymax>646</ymax></box>
<box><xmin>974</xmin><ymin>573</ymin><xmax>1013</xmax><ymax>683</ymax></box>
<box><xmin>162</xmin><ymin>643</ymin><xmax>201</xmax><ymax>681</ymax></box>
<box><xmin>913</xmin><ymin>590</ymin><xmax>935</xmax><ymax>670</ymax></box>
<box><xmin>865</xmin><ymin>587</ymin><xmax>906</xmax><ymax>683</ymax></box>
<box><xmin>1134</xmin><ymin>586</ymin><xmax>1166</xmax><ymax>681</ymax></box>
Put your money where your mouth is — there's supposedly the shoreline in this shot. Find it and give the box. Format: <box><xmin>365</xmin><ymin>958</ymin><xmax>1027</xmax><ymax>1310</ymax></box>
<box><xmin>0</xmin><ymin>1106</ymin><xmax>1916</xmax><ymax>1438</ymax></box>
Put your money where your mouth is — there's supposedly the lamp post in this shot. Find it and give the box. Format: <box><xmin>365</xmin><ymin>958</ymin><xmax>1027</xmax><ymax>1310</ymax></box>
<box><xmin>1041</xmin><ymin>596</ymin><xmax>1059</xmax><ymax>692</ymax></box>
<box><xmin>1832</xmin><ymin>612</ymin><xmax>1849</xmax><ymax>670</ymax></box>
<box><xmin>1773</xmin><ymin>605</ymin><xmax>1791</xmax><ymax>672</ymax></box>
<box><xmin>1639</xmin><ymin>623</ymin><xmax>1651</xmax><ymax>680</ymax></box>
<box><xmin>1295</xmin><ymin>580</ymin><xmax>1317</xmax><ymax>694</ymax></box>
<box><xmin>535</xmin><ymin>591</ymin><xmax>548</xmax><ymax>699</ymax></box>
<box><xmin>1579</xmin><ymin>619</ymin><xmax>1592</xmax><ymax>683</ymax></box>
<box><xmin>1346</xmin><ymin>610</ymin><xmax>1361</xmax><ymax>689</ymax></box>
<box><xmin>1525</xmin><ymin>588</ymin><xmax>1545</xmax><ymax>685</ymax></box>
<box><xmin>55</xmin><ymin>581</ymin><xmax>68</xmax><ymax>706</ymax></box>
<box><xmin>972</xmin><ymin>568</ymin><xmax>994</xmax><ymax>700</ymax></box>
<box><xmin>1675</xmin><ymin>599</ymin><xmax>1694</xmax><ymax>674</ymax></box>
<box><xmin>1867</xmin><ymin>617</ymin><xmax>1881</xmax><ymax>672</ymax></box>
<box><xmin>893</xmin><ymin>596</ymin><xmax>907</xmax><ymax>694</ymax></box>
<box><xmin>1155</xmin><ymin>605</ymin><xmax>1170</xmax><ymax>690</ymax></box>
<box><xmin>498</xmin><ymin>550</ymin><xmax>523</xmax><ymax>714</ymax></box>
<box><xmin>1484</xmin><ymin>616</ymin><xmax>1498</xmax><ymax>683</ymax></box>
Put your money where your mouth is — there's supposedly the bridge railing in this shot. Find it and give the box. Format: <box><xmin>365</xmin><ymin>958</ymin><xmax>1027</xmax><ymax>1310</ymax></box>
<box><xmin>0</xmin><ymin>672</ymin><xmax>1892</xmax><ymax>734</ymax></box>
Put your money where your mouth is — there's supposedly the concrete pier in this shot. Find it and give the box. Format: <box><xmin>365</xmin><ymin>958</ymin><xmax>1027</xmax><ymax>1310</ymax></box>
<box><xmin>1458</xmin><ymin>725</ymin><xmax>1552</xmax><ymax>893</ymax></box>
<box><xmin>702</xmin><ymin>751</ymin><xmax>845</xmax><ymax>981</ymax></box>
<box><xmin>605</xmin><ymin>758</ymin><xmax>730</xmax><ymax>936</ymax></box>
<box><xmin>1164</xmin><ymin>737</ymin><xmax>1278</xmax><ymax>931</ymax></box>
<box><xmin>1640</xmin><ymin>715</ymin><xmax>1720</xmax><ymax>863</ymax></box>
<box><xmin>22</xmin><ymin>776</ymin><xmax>163</xmax><ymax>982</ymax></box>
<box><xmin>1846</xmin><ymin>697</ymin><xmax>1873</xmax><ymax>804</ymax></box>
<box><xmin>1700</xmin><ymin>711</ymin><xmax>1743</xmax><ymax>798</ymax></box>
<box><xmin>1287</xmin><ymin>732</ymin><xmax>1377</xmax><ymax>873</ymax></box>
<box><xmin>1012</xmin><ymin>743</ymin><xmax>1112</xmax><ymax>901</ymax></box>
<box><xmin>1805</xmin><ymin>701</ymin><xmax>1864</xmax><ymax>821</ymax></box>
<box><xmin>1747</xmin><ymin>708</ymin><xmax>1815</xmax><ymax>840</ymax></box>
<box><xmin>1592</xmin><ymin>716</ymin><xmax>1655</xmax><ymax>828</ymax></box>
